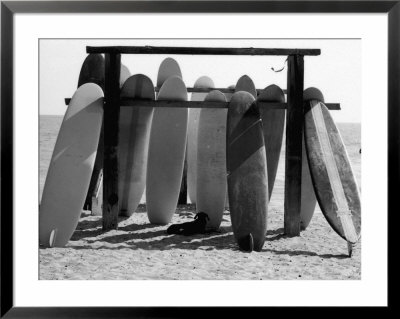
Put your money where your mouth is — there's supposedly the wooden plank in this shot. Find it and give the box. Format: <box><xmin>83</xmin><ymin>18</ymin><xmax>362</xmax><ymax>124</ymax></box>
<box><xmin>102</xmin><ymin>53</ymin><xmax>121</xmax><ymax>231</ymax></box>
<box><xmin>284</xmin><ymin>55</ymin><xmax>304</xmax><ymax>237</ymax></box>
<box><xmin>66</xmin><ymin>98</ymin><xmax>341</xmax><ymax>110</ymax></box>
<box><xmin>322</xmin><ymin>103</ymin><xmax>341</xmax><ymax>110</ymax></box>
<box><xmin>122</xmin><ymin>100</ymin><xmax>230</xmax><ymax>108</ymax></box>
<box><xmin>87</xmin><ymin>46</ymin><xmax>321</xmax><ymax>56</ymax></box>
<box><xmin>154</xmin><ymin>87</ymin><xmax>288</xmax><ymax>95</ymax></box>
<box><xmin>71</xmin><ymin>87</ymin><xmax>287</xmax><ymax>95</ymax></box>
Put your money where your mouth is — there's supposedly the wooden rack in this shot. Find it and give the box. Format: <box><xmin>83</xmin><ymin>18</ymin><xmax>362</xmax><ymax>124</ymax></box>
<box><xmin>76</xmin><ymin>45</ymin><xmax>340</xmax><ymax>236</ymax></box>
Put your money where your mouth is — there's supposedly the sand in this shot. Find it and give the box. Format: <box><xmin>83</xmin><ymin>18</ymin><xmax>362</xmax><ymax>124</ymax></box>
<box><xmin>39</xmin><ymin>118</ymin><xmax>361</xmax><ymax>280</ymax></box>
<box><xmin>39</xmin><ymin>203</ymin><xmax>361</xmax><ymax>280</ymax></box>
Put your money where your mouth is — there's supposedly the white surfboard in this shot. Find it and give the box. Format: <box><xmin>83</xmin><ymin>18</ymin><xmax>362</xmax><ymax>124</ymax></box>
<box><xmin>39</xmin><ymin>83</ymin><xmax>104</xmax><ymax>247</ymax></box>
<box><xmin>146</xmin><ymin>75</ymin><xmax>188</xmax><ymax>224</ymax></box>
<box><xmin>300</xmin><ymin>135</ymin><xmax>317</xmax><ymax>230</ymax></box>
<box><xmin>154</xmin><ymin>57</ymin><xmax>187</xmax><ymax>205</ymax></box>
<box><xmin>303</xmin><ymin>87</ymin><xmax>360</xmax><ymax>245</ymax></box>
<box><xmin>298</xmin><ymin>87</ymin><xmax>320</xmax><ymax>230</ymax></box>
<box><xmin>187</xmin><ymin>76</ymin><xmax>215</xmax><ymax>204</ymax></box>
<box><xmin>196</xmin><ymin>90</ymin><xmax>227</xmax><ymax>230</ymax></box>
<box><xmin>118</xmin><ymin>74</ymin><xmax>155</xmax><ymax>217</ymax></box>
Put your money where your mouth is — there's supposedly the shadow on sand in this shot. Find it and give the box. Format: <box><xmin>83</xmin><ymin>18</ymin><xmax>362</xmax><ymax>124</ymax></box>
<box><xmin>67</xmin><ymin>225</ymin><xmax>239</xmax><ymax>251</ymax></box>
<box><xmin>261</xmin><ymin>248</ymin><xmax>349</xmax><ymax>259</ymax></box>
<box><xmin>61</xmin><ymin>212</ymin><xmax>348</xmax><ymax>259</ymax></box>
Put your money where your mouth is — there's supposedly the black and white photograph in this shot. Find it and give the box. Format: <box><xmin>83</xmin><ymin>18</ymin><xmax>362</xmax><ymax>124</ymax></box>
<box><xmin>39</xmin><ymin>38</ymin><xmax>362</xmax><ymax>280</ymax></box>
<box><xmin>2</xmin><ymin>2</ymin><xmax>393</xmax><ymax>313</ymax></box>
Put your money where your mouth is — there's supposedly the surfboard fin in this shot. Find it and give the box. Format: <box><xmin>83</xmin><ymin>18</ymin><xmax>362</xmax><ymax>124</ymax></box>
<box><xmin>238</xmin><ymin>233</ymin><xmax>254</xmax><ymax>252</ymax></box>
<box><xmin>49</xmin><ymin>229</ymin><xmax>58</xmax><ymax>248</ymax></box>
<box><xmin>248</xmin><ymin>233</ymin><xmax>254</xmax><ymax>252</ymax></box>
<box><xmin>347</xmin><ymin>241</ymin><xmax>357</xmax><ymax>257</ymax></box>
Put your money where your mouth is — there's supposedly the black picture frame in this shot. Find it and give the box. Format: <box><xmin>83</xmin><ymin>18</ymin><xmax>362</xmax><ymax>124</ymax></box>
<box><xmin>1</xmin><ymin>1</ymin><xmax>394</xmax><ymax>317</ymax></box>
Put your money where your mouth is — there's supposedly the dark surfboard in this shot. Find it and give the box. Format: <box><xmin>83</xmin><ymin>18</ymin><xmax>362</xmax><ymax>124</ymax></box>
<box><xmin>118</xmin><ymin>74</ymin><xmax>155</xmax><ymax>216</ymax></box>
<box><xmin>257</xmin><ymin>84</ymin><xmax>285</xmax><ymax>199</ymax></box>
<box><xmin>226</xmin><ymin>91</ymin><xmax>268</xmax><ymax>252</ymax></box>
<box><xmin>78</xmin><ymin>54</ymin><xmax>105</xmax><ymax>211</ymax></box>
<box><xmin>235</xmin><ymin>75</ymin><xmax>257</xmax><ymax>98</ymax></box>
<box><xmin>78</xmin><ymin>54</ymin><xmax>105</xmax><ymax>90</ymax></box>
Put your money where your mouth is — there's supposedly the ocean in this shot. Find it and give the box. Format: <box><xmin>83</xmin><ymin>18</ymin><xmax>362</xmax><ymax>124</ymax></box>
<box><xmin>39</xmin><ymin>115</ymin><xmax>361</xmax><ymax>203</ymax></box>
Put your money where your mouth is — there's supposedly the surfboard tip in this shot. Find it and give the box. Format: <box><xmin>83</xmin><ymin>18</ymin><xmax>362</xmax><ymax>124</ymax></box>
<box><xmin>238</xmin><ymin>233</ymin><xmax>254</xmax><ymax>252</ymax></box>
<box><xmin>347</xmin><ymin>240</ymin><xmax>361</xmax><ymax>258</ymax></box>
<box><xmin>49</xmin><ymin>229</ymin><xmax>58</xmax><ymax>248</ymax></box>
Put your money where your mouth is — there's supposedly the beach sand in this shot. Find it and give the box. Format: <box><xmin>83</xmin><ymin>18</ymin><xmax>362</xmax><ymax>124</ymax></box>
<box><xmin>39</xmin><ymin>117</ymin><xmax>361</xmax><ymax>280</ymax></box>
<box><xmin>39</xmin><ymin>203</ymin><xmax>361</xmax><ymax>280</ymax></box>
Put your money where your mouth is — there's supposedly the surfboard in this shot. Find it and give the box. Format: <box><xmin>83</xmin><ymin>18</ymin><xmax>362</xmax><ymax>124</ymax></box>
<box><xmin>235</xmin><ymin>75</ymin><xmax>257</xmax><ymax>98</ymax></box>
<box><xmin>187</xmin><ymin>76</ymin><xmax>215</xmax><ymax>204</ymax></box>
<box><xmin>78</xmin><ymin>54</ymin><xmax>105</xmax><ymax>211</ymax></box>
<box><xmin>299</xmin><ymin>88</ymin><xmax>320</xmax><ymax>230</ymax></box>
<box><xmin>78</xmin><ymin>54</ymin><xmax>105</xmax><ymax>90</ymax></box>
<box><xmin>227</xmin><ymin>91</ymin><xmax>268</xmax><ymax>252</ymax></box>
<box><xmin>79</xmin><ymin>55</ymin><xmax>131</xmax><ymax>212</ymax></box>
<box><xmin>224</xmin><ymin>85</ymin><xmax>236</xmax><ymax>208</ymax></box>
<box><xmin>146</xmin><ymin>75</ymin><xmax>188</xmax><ymax>224</ymax></box>
<box><xmin>224</xmin><ymin>84</ymin><xmax>236</xmax><ymax>102</ymax></box>
<box><xmin>156</xmin><ymin>57</ymin><xmax>182</xmax><ymax>89</ymax></box>
<box><xmin>257</xmin><ymin>84</ymin><xmax>285</xmax><ymax>199</ymax></box>
<box><xmin>154</xmin><ymin>57</ymin><xmax>188</xmax><ymax>205</ymax></box>
<box><xmin>78</xmin><ymin>54</ymin><xmax>130</xmax><ymax>90</ymax></box>
<box><xmin>304</xmin><ymin>88</ymin><xmax>361</xmax><ymax>245</ymax></box>
<box><xmin>120</xmin><ymin>64</ymin><xmax>131</xmax><ymax>88</ymax></box>
<box><xmin>231</xmin><ymin>76</ymin><xmax>257</xmax><ymax>212</ymax></box>
<box><xmin>300</xmin><ymin>134</ymin><xmax>317</xmax><ymax>230</ymax></box>
<box><xmin>196</xmin><ymin>90</ymin><xmax>227</xmax><ymax>230</ymax></box>
<box><xmin>118</xmin><ymin>74</ymin><xmax>155</xmax><ymax>217</ymax></box>
<box><xmin>232</xmin><ymin>76</ymin><xmax>257</xmax><ymax>212</ymax></box>
<box><xmin>39</xmin><ymin>83</ymin><xmax>104</xmax><ymax>247</ymax></box>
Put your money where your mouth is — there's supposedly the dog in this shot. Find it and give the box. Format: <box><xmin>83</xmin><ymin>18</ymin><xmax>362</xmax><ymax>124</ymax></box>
<box><xmin>166</xmin><ymin>212</ymin><xmax>210</xmax><ymax>236</ymax></box>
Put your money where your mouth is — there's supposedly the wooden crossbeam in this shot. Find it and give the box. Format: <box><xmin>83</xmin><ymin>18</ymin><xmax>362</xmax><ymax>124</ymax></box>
<box><xmin>64</xmin><ymin>98</ymin><xmax>340</xmax><ymax>110</ymax></box>
<box><xmin>87</xmin><ymin>46</ymin><xmax>321</xmax><ymax>56</ymax></box>
<box><xmin>154</xmin><ymin>87</ymin><xmax>288</xmax><ymax>94</ymax></box>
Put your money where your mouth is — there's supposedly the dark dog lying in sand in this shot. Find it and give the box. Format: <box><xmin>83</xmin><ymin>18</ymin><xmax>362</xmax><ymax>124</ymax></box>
<box><xmin>166</xmin><ymin>212</ymin><xmax>210</xmax><ymax>236</ymax></box>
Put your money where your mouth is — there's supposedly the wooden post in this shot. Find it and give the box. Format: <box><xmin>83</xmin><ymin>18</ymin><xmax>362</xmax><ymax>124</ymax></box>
<box><xmin>284</xmin><ymin>54</ymin><xmax>304</xmax><ymax>236</ymax></box>
<box><xmin>102</xmin><ymin>53</ymin><xmax>121</xmax><ymax>230</ymax></box>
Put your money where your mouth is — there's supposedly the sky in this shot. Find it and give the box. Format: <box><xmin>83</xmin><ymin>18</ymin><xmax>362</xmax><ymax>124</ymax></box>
<box><xmin>39</xmin><ymin>39</ymin><xmax>361</xmax><ymax>123</ymax></box>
